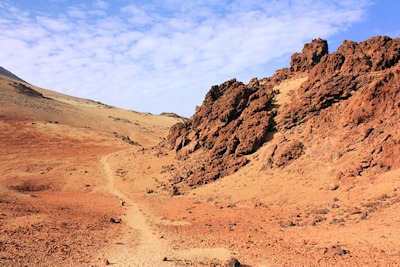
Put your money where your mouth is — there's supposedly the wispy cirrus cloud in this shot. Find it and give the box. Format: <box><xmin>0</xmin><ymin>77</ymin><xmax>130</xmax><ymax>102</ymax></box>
<box><xmin>67</xmin><ymin>6</ymin><xmax>88</xmax><ymax>19</ymax></box>
<box><xmin>93</xmin><ymin>0</ymin><xmax>109</xmax><ymax>10</ymax></box>
<box><xmin>36</xmin><ymin>17</ymin><xmax>73</xmax><ymax>31</ymax></box>
<box><xmin>0</xmin><ymin>0</ymin><xmax>377</xmax><ymax>117</ymax></box>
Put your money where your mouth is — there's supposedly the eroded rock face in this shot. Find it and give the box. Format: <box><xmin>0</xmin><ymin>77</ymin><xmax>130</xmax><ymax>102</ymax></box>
<box><xmin>261</xmin><ymin>137</ymin><xmax>305</xmax><ymax>169</ymax></box>
<box><xmin>290</xmin><ymin>38</ymin><xmax>329</xmax><ymax>72</ymax></box>
<box><xmin>166</xmin><ymin>78</ymin><xmax>277</xmax><ymax>186</ymax></box>
<box><xmin>275</xmin><ymin>36</ymin><xmax>400</xmax><ymax>182</ymax></box>
<box><xmin>276</xmin><ymin>36</ymin><xmax>400</xmax><ymax>130</ymax></box>
<box><xmin>163</xmin><ymin>36</ymin><xmax>400</xmax><ymax>189</ymax></box>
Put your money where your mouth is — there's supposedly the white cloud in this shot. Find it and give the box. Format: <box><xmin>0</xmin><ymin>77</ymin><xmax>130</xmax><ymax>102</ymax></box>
<box><xmin>67</xmin><ymin>6</ymin><xmax>87</xmax><ymax>19</ymax></box>
<box><xmin>121</xmin><ymin>5</ymin><xmax>156</xmax><ymax>25</ymax></box>
<box><xmin>36</xmin><ymin>16</ymin><xmax>73</xmax><ymax>31</ymax></box>
<box><xmin>93</xmin><ymin>0</ymin><xmax>109</xmax><ymax>10</ymax></box>
<box><xmin>89</xmin><ymin>10</ymin><xmax>107</xmax><ymax>17</ymax></box>
<box><xmin>0</xmin><ymin>0</ymin><xmax>374</xmax><ymax>117</ymax></box>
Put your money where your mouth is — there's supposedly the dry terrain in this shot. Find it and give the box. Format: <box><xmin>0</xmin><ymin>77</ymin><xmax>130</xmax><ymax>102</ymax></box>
<box><xmin>1</xmin><ymin>36</ymin><xmax>400</xmax><ymax>266</ymax></box>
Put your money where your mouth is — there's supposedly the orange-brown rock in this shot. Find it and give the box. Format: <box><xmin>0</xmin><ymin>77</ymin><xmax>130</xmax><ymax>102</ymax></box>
<box><xmin>276</xmin><ymin>36</ymin><xmax>400</xmax><ymax>179</ymax></box>
<box><xmin>276</xmin><ymin>36</ymin><xmax>400</xmax><ymax>130</ymax></box>
<box><xmin>262</xmin><ymin>137</ymin><xmax>305</xmax><ymax>169</ymax></box>
<box><xmin>164</xmin><ymin>36</ymin><xmax>400</xmax><ymax>189</ymax></box>
<box><xmin>290</xmin><ymin>38</ymin><xmax>328</xmax><ymax>72</ymax></box>
<box><xmin>165</xmin><ymin>78</ymin><xmax>277</xmax><ymax>186</ymax></box>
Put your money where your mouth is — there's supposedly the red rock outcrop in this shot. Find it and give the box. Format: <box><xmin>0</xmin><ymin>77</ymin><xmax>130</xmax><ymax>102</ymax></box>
<box><xmin>163</xmin><ymin>36</ymin><xmax>400</xmax><ymax>189</ymax></box>
<box><xmin>290</xmin><ymin>38</ymin><xmax>329</xmax><ymax>72</ymax></box>
<box><xmin>261</xmin><ymin>136</ymin><xmax>305</xmax><ymax>169</ymax></box>
<box><xmin>276</xmin><ymin>36</ymin><xmax>400</xmax><ymax>184</ymax></box>
<box><xmin>165</xmin><ymin>78</ymin><xmax>277</xmax><ymax>186</ymax></box>
<box><xmin>277</xmin><ymin>36</ymin><xmax>400</xmax><ymax>130</ymax></box>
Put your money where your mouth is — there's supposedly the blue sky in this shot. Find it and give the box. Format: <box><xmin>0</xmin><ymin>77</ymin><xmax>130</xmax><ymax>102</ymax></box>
<box><xmin>0</xmin><ymin>0</ymin><xmax>399</xmax><ymax>117</ymax></box>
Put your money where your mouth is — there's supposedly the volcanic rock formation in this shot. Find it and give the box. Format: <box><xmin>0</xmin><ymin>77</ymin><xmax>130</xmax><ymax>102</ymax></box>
<box><xmin>163</xmin><ymin>36</ymin><xmax>400</xmax><ymax>190</ymax></box>
<box><xmin>11</xmin><ymin>82</ymin><xmax>44</xmax><ymax>98</ymax></box>
<box><xmin>276</xmin><ymin>36</ymin><xmax>400</xmax><ymax>183</ymax></box>
<box><xmin>165</xmin><ymin>78</ymin><xmax>276</xmax><ymax>186</ymax></box>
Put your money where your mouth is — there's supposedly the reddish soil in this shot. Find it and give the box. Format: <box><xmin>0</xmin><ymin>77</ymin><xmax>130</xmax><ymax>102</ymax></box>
<box><xmin>1</xmin><ymin>191</ymin><xmax>122</xmax><ymax>267</ymax></box>
<box><xmin>1</xmin><ymin>36</ymin><xmax>400</xmax><ymax>267</ymax></box>
<box><xmin>143</xmin><ymin>193</ymin><xmax>400</xmax><ymax>266</ymax></box>
<box><xmin>0</xmin><ymin>118</ymin><xmax>127</xmax><ymax>266</ymax></box>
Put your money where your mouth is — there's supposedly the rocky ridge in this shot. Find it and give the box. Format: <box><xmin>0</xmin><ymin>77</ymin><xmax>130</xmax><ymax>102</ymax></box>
<box><xmin>161</xmin><ymin>36</ymin><xmax>400</xmax><ymax>193</ymax></box>
<box><xmin>275</xmin><ymin>36</ymin><xmax>400</xmax><ymax>183</ymax></box>
<box><xmin>11</xmin><ymin>82</ymin><xmax>45</xmax><ymax>98</ymax></box>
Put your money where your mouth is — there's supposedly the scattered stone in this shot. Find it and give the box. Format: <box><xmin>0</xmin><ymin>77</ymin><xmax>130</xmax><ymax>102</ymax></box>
<box><xmin>100</xmin><ymin>258</ymin><xmax>110</xmax><ymax>266</ymax></box>
<box><xmin>328</xmin><ymin>182</ymin><xmax>340</xmax><ymax>190</ymax></box>
<box><xmin>279</xmin><ymin>220</ymin><xmax>295</xmax><ymax>227</ymax></box>
<box><xmin>325</xmin><ymin>245</ymin><xmax>349</xmax><ymax>256</ymax></box>
<box><xmin>227</xmin><ymin>258</ymin><xmax>241</xmax><ymax>267</ymax></box>
<box><xmin>170</xmin><ymin>186</ymin><xmax>180</xmax><ymax>196</ymax></box>
<box><xmin>348</xmin><ymin>207</ymin><xmax>362</xmax><ymax>215</ymax></box>
<box><xmin>109</xmin><ymin>218</ymin><xmax>121</xmax><ymax>224</ymax></box>
<box><xmin>264</xmin><ymin>139</ymin><xmax>305</xmax><ymax>168</ymax></box>
<box><xmin>359</xmin><ymin>213</ymin><xmax>368</xmax><ymax>220</ymax></box>
<box><xmin>253</xmin><ymin>202</ymin><xmax>268</xmax><ymax>208</ymax></box>
<box><xmin>314</xmin><ymin>208</ymin><xmax>329</xmax><ymax>215</ymax></box>
<box><xmin>113</xmin><ymin>132</ymin><xmax>141</xmax><ymax>146</ymax></box>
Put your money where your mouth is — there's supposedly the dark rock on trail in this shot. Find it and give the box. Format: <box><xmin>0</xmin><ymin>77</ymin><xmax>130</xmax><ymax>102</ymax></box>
<box><xmin>227</xmin><ymin>257</ymin><xmax>241</xmax><ymax>267</ymax></box>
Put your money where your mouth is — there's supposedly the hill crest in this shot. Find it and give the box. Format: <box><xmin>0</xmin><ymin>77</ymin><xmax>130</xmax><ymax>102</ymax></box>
<box><xmin>0</xmin><ymin>67</ymin><xmax>27</xmax><ymax>83</ymax></box>
<box><xmin>161</xmin><ymin>35</ymin><xmax>400</xmax><ymax>193</ymax></box>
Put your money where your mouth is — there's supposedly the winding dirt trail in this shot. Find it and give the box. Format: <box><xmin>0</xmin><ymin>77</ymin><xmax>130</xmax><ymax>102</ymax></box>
<box><xmin>98</xmin><ymin>151</ymin><xmax>236</xmax><ymax>266</ymax></box>
<box><xmin>99</xmin><ymin>151</ymin><xmax>176</xmax><ymax>266</ymax></box>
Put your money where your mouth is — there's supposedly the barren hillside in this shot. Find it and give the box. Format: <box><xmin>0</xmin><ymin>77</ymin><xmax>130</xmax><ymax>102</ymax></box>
<box><xmin>1</xmin><ymin>36</ymin><xmax>399</xmax><ymax>266</ymax></box>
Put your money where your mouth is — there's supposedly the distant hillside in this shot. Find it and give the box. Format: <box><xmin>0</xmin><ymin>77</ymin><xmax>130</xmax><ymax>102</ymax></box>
<box><xmin>159</xmin><ymin>112</ymin><xmax>188</xmax><ymax>121</ymax></box>
<box><xmin>0</xmin><ymin>67</ymin><xmax>27</xmax><ymax>83</ymax></box>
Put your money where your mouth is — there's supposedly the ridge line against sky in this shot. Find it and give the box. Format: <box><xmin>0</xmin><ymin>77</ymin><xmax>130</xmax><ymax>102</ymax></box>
<box><xmin>0</xmin><ymin>0</ymin><xmax>399</xmax><ymax>117</ymax></box>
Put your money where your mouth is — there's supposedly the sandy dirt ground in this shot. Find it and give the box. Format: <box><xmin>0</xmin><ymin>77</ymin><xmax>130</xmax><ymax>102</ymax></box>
<box><xmin>1</xmin><ymin>74</ymin><xmax>399</xmax><ymax>266</ymax></box>
<box><xmin>107</xmin><ymin>146</ymin><xmax>400</xmax><ymax>266</ymax></box>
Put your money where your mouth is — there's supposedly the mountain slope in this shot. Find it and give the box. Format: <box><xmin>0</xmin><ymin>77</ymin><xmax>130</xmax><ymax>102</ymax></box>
<box><xmin>0</xmin><ymin>74</ymin><xmax>186</xmax><ymax>266</ymax></box>
<box><xmin>0</xmin><ymin>75</ymin><xmax>184</xmax><ymax>146</ymax></box>
<box><xmin>0</xmin><ymin>66</ymin><xmax>27</xmax><ymax>83</ymax></box>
